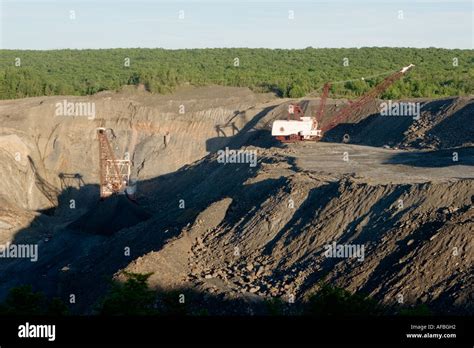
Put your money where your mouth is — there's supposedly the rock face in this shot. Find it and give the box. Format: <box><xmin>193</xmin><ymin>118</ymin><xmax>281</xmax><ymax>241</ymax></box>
<box><xmin>0</xmin><ymin>86</ymin><xmax>472</xmax><ymax>315</ymax></box>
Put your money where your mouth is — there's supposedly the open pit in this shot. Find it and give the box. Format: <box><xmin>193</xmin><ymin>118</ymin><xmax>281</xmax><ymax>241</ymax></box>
<box><xmin>0</xmin><ymin>86</ymin><xmax>472</xmax><ymax>314</ymax></box>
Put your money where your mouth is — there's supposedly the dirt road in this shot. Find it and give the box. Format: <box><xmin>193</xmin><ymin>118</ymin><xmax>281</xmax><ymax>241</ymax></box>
<box><xmin>291</xmin><ymin>142</ymin><xmax>474</xmax><ymax>183</ymax></box>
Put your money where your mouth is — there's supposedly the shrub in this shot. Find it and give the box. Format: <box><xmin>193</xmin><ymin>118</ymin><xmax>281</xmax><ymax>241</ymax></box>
<box><xmin>0</xmin><ymin>285</ymin><xmax>69</xmax><ymax>316</ymax></box>
<box><xmin>98</xmin><ymin>272</ymin><xmax>157</xmax><ymax>316</ymax></box>
<box><xmin>399</xmin><ymin>304</ymin><xmax>432</xmax><ymax>316</ymax></box>
<box><xmin>304</xmin><ymin>283</ymin><xmax>383</xmax><ymax>316</ymax></box>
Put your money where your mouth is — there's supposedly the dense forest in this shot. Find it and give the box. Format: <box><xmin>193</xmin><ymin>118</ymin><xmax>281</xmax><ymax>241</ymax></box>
<box><xmin>0</xmin><ymin>47</ymin><xmax>472</xmax><ymax>100</ymax></box>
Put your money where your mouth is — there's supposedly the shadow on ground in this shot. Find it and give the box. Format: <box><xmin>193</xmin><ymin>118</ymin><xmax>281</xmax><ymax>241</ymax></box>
<box><xmin>322</xmin><ymin>101</ymin><xmax>473</xmax><ymax>150</ymax></box>
<box><xmin>0</xmin><ymin>140</ymin><xmax>286</xmax><ymax>314</ymax></box>
<box><xmin>206</xmin><ymin>105</ymin><xmax>282</xmax><ymax>152</ymax></box>
<box><xmin>383</xmin><ymin>147</ymin><xmax>474</xmax><ymax>168</ymax></box>
<box><xmin>323</xmin><ymin>113</ymin><xmax>413</xmax><ymax>146</ymax></box>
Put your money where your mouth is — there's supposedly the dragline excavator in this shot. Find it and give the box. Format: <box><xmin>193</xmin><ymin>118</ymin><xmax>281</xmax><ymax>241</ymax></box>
<box><xmin>271</xmin><ymin>64</ymin><xmax>415</xmax><ymax>142</ymax></box>
<box><xmin>97</xmin><ymin>127</ymin><xmax>132</xmax><ymax>199</ymax></box>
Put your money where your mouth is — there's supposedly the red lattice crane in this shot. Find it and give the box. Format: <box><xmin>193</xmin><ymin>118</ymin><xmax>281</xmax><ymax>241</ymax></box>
<box><xmin>97</xmin><ymin>128</ymin><xmax>131</xmax><ymax>199</ymax></box>
<box><xmin>271</xmin><ymin>64</ymin><xmax>414</xmax><ymax>142</ymax></box>
<box><xmin>316</xmin><ymin>82</ymin><xmax>331</xmax><ymax>122</ymax></box>
<box><xmin>321</xmin><ymin>64</ymin><xmax>415</xmax><ymax>133</ymax></box>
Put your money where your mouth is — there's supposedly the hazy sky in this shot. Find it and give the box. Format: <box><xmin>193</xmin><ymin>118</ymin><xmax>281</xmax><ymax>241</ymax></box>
<box><xmin>1</xmin><ymin>0</ymin><xmax>472</xmax><ymax>49</ymax></box>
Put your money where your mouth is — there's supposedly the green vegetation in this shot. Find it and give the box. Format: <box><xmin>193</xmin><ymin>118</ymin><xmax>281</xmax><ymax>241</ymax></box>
<box><xmin>304</xmin><ymin>283</ymin><xmax>384</xmax><ymax>316</ymax></box>
<box><xmin>0</xmin><ymin>285</ymin><xmax>68</xmax><ymax>316</ymax></box>
<box><xmin>98</xmin><ymin>272</ymin><xmax>157</xmax><ymax>316</ymax></box>
<box><xmin>0</xmin><ymin>48</ymin><xmax>472</xmax><ymax>100</ymax></box>
<box><xmin>0</xmin><ymin>281</ymin><xmax>433</xmax><ymax>316</ymax></box>
<box><xmin>399</xmin><ymin>304</ymin><xmax>432</xmax><ymax>316</ymax></box>
<box><xmin>97</xmin><ymin>272</ymin><xmax>199</xmax><ymax>316</ymax></box>
<box><xmin>265</xmin><ymin>297</ymin><xmax>287</xmax><ymax>315</ymax></box>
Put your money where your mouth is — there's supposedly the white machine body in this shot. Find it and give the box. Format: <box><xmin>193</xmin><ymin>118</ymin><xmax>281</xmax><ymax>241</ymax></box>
<box><xmin>271</xmin><ymin>117</ymin><xmax>321</xmax><ymax>140</ymax></box>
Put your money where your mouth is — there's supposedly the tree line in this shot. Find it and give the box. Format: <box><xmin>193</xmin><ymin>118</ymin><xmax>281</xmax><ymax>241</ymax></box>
<box><xmin>0</xmin><ymin>47</ymin><xmax>472</xmax><ymax>100</ymax></box>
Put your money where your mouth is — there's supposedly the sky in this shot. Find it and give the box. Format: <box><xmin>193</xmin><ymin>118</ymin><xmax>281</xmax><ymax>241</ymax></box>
<box><xmin>0</xmin><ymin>0</ymin><xmax>472</xmax><ymax>49</ymax></box>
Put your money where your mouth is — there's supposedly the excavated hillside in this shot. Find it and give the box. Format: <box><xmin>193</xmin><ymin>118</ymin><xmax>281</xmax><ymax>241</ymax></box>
<box><xmin>0</xmin><ymin>86</ymin><xmax>276</xmax><ymax>211</ymax></box>
<box><xmin>0</xmin><ymin>86</ymin><xmax>472</xmax><ymax>315</ymax></box>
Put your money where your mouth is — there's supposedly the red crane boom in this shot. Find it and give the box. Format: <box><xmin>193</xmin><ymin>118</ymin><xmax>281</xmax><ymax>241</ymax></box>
<box><xmin>316</xmin><ymin>82</ymin><xmax>331</xmax><ymax>121</ymax></box>
<box><xmin>321</xmin><ymin>64</ymin><xmax>415</xmax><ymax>133</ymax></box>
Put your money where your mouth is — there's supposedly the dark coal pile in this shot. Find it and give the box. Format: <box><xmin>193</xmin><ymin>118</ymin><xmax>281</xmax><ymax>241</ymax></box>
<box><xmin>68</xmin><ymin>195</ymin><xmax>151</xmax><ymax>235</ymax></box>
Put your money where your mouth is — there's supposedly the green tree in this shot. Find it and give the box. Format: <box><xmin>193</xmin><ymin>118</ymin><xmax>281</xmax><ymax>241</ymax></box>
<box><xmin>288</xmin><ymin>84</ymin><xmax>306</xmax><ymax>98</ymax></box>
<box><xmin>304</xmin><ymin>283</ymin><xmax>383</xmax><ymax>316</ymax></box>
<box><xmin>3</xmin><ymin>285</ymin><xmax>44</xmax><ymax>315</ymax></box>
<box><xmin>399</xmin><ymin>304</ymin><xmax>432</xmax><ymax>316</ymax></box>
<box><xmin>0</xmin><ymin>285</ymin><xmax>69</xmax><ymax>316</ymax></box>
<box><xmin>0</xmin><ymin>48</ymin><xmax>472</xmax><ymax>99</ymax></box>
<box><xmin>98</xmin><ymin>272</ymin><xmax>157</xmax><ymax>316</ymax></box>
